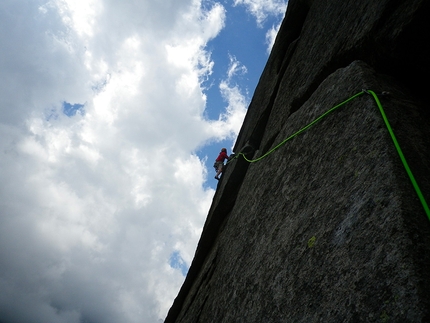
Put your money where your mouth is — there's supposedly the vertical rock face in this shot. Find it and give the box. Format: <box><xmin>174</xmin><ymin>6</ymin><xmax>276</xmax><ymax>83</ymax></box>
<box><xmin>165</xmin><ymin>0</ymin><xmax>430</xmax><ymax>322</ymax></box>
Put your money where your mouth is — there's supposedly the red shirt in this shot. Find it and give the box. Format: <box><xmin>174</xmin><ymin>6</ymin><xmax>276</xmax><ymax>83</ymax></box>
<box><xmin>216</xmin><ymin>151</ymin><xmax>229</xmax><ymax>162</ymax></box>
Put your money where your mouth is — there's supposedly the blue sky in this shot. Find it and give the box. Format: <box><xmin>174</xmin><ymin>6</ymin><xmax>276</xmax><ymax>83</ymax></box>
<box><xmin>199</xmin><ymin>2</ymin><xmax>283</xmax><ymax>188</ymax></box>
<box><xmin>0</xmin><ymin>0</ymin><xmax>286</xmax><ymax>322</ymax></box>
<box><xmin>63</xmin><ymin>102</ymin><xmax>85</xmax><ymax>116</ymax></box>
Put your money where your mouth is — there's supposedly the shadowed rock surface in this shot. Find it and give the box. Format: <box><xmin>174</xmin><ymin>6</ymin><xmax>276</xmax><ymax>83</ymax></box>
<box><xmin>165</xmin><ymin>0</ymin><xmax>430</xmax><ymax>322</ymax></box>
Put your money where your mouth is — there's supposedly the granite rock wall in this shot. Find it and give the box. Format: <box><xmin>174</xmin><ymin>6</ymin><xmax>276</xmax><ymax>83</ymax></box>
<box><xmin>165</xmin><ymin>0</ymin><xmax>430</xmax><ymax>322</ymax></box>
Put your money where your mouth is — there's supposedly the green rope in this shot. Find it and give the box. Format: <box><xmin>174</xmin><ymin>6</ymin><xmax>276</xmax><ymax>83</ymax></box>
<box><xmin>366</xmin><ymin>90</ymin><xmax>430</xmax><ymax>221</ymax></box>
<box><xmin>231</xmin><ymin>91</ymin><xmax>365</xmax><ymax>163</ymax></box>
<box><xmin>228</xmin><ymin>90</ymin><xmax>430</xmax><ymax>221</ymax></box>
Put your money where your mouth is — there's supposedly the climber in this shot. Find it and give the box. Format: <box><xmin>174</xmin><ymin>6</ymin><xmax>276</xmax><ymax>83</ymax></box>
<box><xmin>214</xmin><ymin>148</ymin><xmax>229</xmax><ymax>180</ymax></box>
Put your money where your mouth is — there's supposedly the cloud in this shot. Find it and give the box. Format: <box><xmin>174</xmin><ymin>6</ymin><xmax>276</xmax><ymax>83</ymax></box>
<box><xmin>206</xmin><ymin>55</ymin><xmax>248</xmax><ymax>146</ymax></box>
<box><xmin>233</xmin><ymin>0</ymin><xmax>287</xmax><ymax>26</ymax></box>
<box><xmin>0</xmin><ymin>0</ymin><xmax>241</xmax><ymax>322</ymax></box>
<box><xmin>265</xmin><ymin>20</ymin><xmax>283</xmax><ymax>53</ymax></box>
<box><xmin>226</xmin><ymin>53</ymin><xmax>248</xmax><ymax>79</ymax></box>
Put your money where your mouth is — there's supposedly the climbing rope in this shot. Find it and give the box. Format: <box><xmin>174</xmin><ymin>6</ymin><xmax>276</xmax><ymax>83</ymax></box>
<box><xmin>230</xmin><ymin>91</ymin><xmax>365</xmax><ymax>163</ymax></box>
<box><xmin>365</xmin><ymin>90</ymin><xmax>430</xmax><ymax>221</ymax></box>
<box><xmin>228</xmin><ymin>90</ymin><xmax>430</xmax><ymax>221</ymax></box>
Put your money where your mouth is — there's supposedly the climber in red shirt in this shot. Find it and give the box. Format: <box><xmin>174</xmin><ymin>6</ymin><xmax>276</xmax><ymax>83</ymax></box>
<box><xmin>214</xmin><ymin>148</ymin><xmax>229</xmax><ymax>180</ymax></box>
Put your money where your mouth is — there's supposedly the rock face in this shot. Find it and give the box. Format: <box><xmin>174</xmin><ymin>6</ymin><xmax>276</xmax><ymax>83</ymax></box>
<box><xmin>165</xmin><ymin>0</ymin><xmax>430</xmax><ymax>322</ymax></box>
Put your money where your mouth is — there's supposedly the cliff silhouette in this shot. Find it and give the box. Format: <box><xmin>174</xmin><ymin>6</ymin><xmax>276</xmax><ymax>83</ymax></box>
<box><xmin>165</xmin><ymin>0</ymin><xmax>430</xmax><ymax>321</ymax></box>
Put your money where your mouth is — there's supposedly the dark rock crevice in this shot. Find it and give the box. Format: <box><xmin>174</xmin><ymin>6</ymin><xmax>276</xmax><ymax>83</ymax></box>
<box><xmin>234</xmin><ymin>35</ymin><xmax>300</xmax><ymax>156</ymax></box>
<box><xmin>374</xmin><ymin>0</ymin><xmax>430</xmax><ymax>100</ymax></box>
<box><xmin>244</xmin><ymin>58</ymin><xmax>291</xmax><ymax>156</ymax></box>
<box><xmin>272</xmin><ymin>0</ymin><xmax>311</xmax><ymax>74</ymax></box>
<box><xmin>233</xmin><ymin>0</ymin><xmax>312</xmax><ymax>154</ymax></box>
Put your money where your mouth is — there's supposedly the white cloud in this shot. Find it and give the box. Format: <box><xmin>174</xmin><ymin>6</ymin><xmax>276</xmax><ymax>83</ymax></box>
<box><xmin>0</xmin><ymin>0</ymin><xmax>242</xmax><ymax>322</ymax></box>
<box><xmin>49</xmin><ymin>0</ymin><xmax>102</xmax><ymax>37</ymax></box>
<box><xmin>226</xmin><ymin>53</ymin><xmax>248</xmax><ymax>79</ymax></box>
<box><xmin>207</xmin><ymin>56</ymin><xmax>248</xmax><ymax>146</ymax></box>
<box><xmin>265</xmin><ymin>20</ymin><xmax>283</xmax><ymax>53</ymax></box>
<box><xmin>233</xmin><ymin>0</ymin><xmax>287</xmax><ymax>26</ymax></box>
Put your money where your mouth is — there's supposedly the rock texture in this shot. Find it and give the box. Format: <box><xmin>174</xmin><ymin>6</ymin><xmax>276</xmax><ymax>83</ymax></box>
<box><xmin>165</xmin><ymin>0</ymin><xmax>430</xmax><ymax>322</ymax></box>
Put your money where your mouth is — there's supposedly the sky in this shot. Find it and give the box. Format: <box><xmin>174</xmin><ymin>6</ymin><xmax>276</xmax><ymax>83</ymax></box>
<box><xmin>0</xmin><ymin>0</ymin><xmax>287</xmax><ymax>322</ymax></box>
